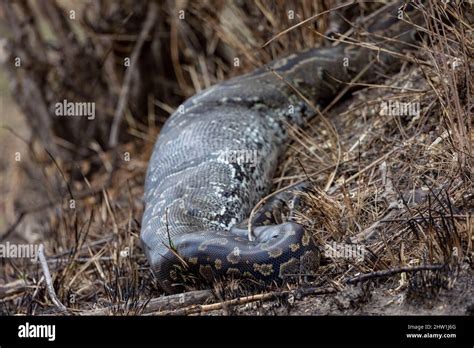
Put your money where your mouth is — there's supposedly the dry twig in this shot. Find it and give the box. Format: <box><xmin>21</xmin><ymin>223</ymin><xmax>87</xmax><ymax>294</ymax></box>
<box><xmin>38</xmin><ymin>244</ymin><xmax>68</xmax><ymax>313</ymax></box>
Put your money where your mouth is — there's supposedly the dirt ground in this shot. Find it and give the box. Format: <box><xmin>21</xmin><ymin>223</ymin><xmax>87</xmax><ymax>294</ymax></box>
<box><xmin>217</xmin><ymin>268</ymin><xmax>473</xmax><ymax>316</ymax></box>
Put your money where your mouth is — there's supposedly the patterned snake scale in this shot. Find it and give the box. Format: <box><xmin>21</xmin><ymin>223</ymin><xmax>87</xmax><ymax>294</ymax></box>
<box><xmin>141</xmin><ymin>4</ymin><xmax>420</xmax><ymax>293</ymax></box>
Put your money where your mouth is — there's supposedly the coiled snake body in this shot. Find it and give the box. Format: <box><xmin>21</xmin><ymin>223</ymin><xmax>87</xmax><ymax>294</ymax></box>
<box><xmin>141</xmin><ymin>6</ymin><xmax>418</xmax><ymax>293</ymax></box>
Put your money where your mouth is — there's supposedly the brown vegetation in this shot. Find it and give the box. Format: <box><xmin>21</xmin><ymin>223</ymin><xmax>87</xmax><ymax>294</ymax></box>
<box><xmin>0</xmin><ymin>0</ymin><xmax>471</xmax><ymax>315</ymax></box>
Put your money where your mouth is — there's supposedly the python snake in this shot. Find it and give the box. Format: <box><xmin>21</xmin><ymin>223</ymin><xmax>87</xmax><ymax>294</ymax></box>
<box><xmin>141</xmin><ymin>4</ymin><xmax>419</xmax><ymax>294</ymax></box>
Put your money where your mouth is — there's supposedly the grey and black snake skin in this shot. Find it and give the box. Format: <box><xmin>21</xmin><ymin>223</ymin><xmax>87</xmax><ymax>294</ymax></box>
<box><xmin>141</xmin><ymin>4</ymin><xmax>420</xmax><ymax>294</ymax></box>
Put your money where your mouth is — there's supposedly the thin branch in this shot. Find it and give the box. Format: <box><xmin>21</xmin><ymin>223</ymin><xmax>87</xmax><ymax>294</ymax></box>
<box><xmin>345</xmin><ymin>264</ymin><xmax>446</xmax><ymax>284</ymax></box>
<box><xmin>79</xmin><ymin>289</ymin><xmax>213</xmax><ymax>316</ymax></box>
<box><xmin>151</xmin><ymin>286</ymin><xmax>335</xmax><ymax>315</ymax></box>
<box><xmin>37</xmin><ymin>244</ymin><xmax>68</xmax><ymax>313</ymax></box>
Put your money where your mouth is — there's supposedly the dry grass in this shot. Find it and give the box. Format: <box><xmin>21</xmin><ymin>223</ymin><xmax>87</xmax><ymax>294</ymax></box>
<box><xmin>0</xmin><ymin>0</ymin><xmax>472</xmax><ymax>315</ymax></box>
